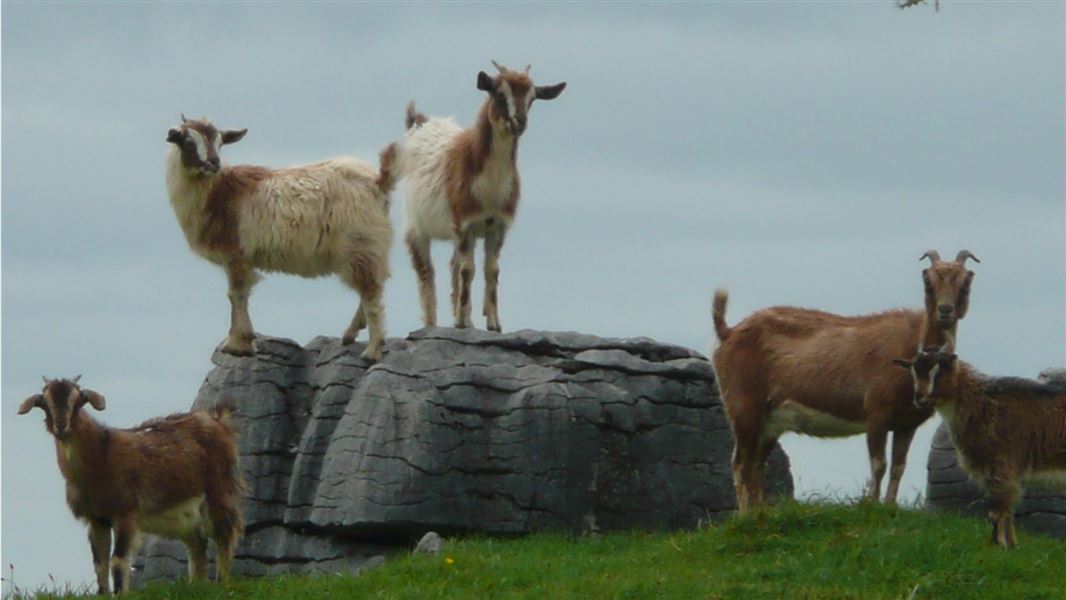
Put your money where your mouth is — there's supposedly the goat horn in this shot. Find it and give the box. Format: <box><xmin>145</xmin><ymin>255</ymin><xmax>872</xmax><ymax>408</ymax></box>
<box><xmin>491</xmin><ymin>60</ymin><xmax>507</xmax><ymax>74</ymax></box>
<box><xmin>955</xmin><ymin>250</ymin><xmax>981</xmax><ymax>265</ymax></box>
<box><xmin>72</xmin><ymin>374</ymin><xmax>82</xmax><ymax>384</ymax></box>
<box><xmin>181</xmin><ymin>113</ymin><xmax>189</xmax><ymax>123</ymax></box>
<box><xmin>919</xmin><ymin>250</ymin><xmax>941</xmax><ymax>264</ymax></box>
<box><xmin>524</xmin><ymin>64</ymin><xmax>532</xmax><ymax>73</ymax></box>
<box><xmin>42</xmin><ymin>375</ymin><xmax>49</xmax><ymax>384</ymax></box>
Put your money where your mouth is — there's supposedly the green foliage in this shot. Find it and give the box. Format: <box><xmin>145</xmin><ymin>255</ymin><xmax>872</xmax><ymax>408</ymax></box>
<box><xmin>8</xmin><ymin>502</ymin><xmax>1064</xmax><ymax>600</ymax></box>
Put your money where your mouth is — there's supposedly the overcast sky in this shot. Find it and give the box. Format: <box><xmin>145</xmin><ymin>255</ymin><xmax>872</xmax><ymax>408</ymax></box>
<box><xmin>3</xmin><ymin>2</ymin><xmax>1063</xmax><ymax>592</ymax></box>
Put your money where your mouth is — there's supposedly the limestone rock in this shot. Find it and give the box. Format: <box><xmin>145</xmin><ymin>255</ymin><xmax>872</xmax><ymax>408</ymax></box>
<box><xmin>135</xmin><ymin>328</ymin><xmax>793</xmax><ymax>581</ymax></box>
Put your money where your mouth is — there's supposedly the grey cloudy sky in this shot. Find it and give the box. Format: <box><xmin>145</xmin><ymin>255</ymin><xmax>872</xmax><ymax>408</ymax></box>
<box><xmin>3</xmin><ymin>2</ymin><xmax>1063</xmax><ymax>591</ymax></box>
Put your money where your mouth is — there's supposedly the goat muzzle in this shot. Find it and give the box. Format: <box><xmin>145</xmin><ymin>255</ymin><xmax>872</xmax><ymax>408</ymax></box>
<box><xmin>937</xmin><ymin>305</ymin><xmax>956</xmax><ymax>325</ymax></box>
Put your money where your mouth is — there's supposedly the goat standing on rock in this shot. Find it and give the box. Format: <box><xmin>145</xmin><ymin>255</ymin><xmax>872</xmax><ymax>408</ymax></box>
<box><xmin>711</xmin><ymin>250</ymin><xmax>979</xmax><ymax>512</ymax></box>
<box><xmin>165</xmin><ymin>116</ymin><xmax>394</xmax><ymax>361</ymax></box>
<box><xmin>895</xmin><ymin>346</ymin><xmax>1066</xmax><ymax>548</ymax></box>
<box><xmin>390</xmin><ymin>61</ymin><xmax>566</xmax><ymax>330</ymax></box>
<box><xmin>19</xmin><ymin>377</ymin><xmax>244</xmax><ymax>594</ymax></box>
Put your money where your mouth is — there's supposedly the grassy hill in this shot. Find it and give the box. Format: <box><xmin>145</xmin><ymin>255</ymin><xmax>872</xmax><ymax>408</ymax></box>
<box><xmin>9</xmin><ymin>501</ymin><xmax>1064</xmax><ymax>600</ymax></box>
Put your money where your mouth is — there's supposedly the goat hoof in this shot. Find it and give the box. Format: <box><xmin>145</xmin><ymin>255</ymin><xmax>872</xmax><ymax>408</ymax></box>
<box><xmin>221</xmin><ymin>341</ymin><xmax>255</xmax><ymax>356</ymax></box>
<box><xmin>341</xmin><ymin>335</ymin><xmax>355</xmax><ymax>346</ymax></box>
<box><xmin>360</xmin><ymin>347</ymin><xmax>382</xmax><ymax>362</ymax></box>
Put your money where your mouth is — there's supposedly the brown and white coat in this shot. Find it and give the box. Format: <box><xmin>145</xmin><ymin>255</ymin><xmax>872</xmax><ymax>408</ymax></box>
<box><xmin>165</xmin><ymin>116</ymin><xmax>394</xmax><ymax>360</ymax></box>
<box><xmin>390</xmin><ymin>61</ymin><xmax>565</xmax><ymax>330</ymax></box>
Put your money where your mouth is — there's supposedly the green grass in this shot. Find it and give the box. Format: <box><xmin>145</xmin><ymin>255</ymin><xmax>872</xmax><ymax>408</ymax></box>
<box><xmin>9</xmin><ymin>501</ymin><xmax>1065</xmax><ymax>600</ymax></box>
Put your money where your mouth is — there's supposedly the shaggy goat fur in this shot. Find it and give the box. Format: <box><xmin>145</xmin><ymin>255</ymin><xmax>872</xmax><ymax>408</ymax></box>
<box><xmin>165</xmin><ymin>116</ymin><xmax>394</xmax><ymax>360</ymax></box>
<box><xmin>896</xmin><ymin>347</ymin><xmax>1066</xmax><ymax>548</ymax></box>
<box><xmin>19</xmin><ymin>377</ymin><xmax>244</xmax><ymax>593</ymax></box>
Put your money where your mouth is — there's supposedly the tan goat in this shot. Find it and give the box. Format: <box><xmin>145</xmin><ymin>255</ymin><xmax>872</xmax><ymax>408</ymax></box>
<box><xmin>711</xmin><ymin>250</ymin><xmax>979</xmax><ymax>512</ymax></box>
<box><xmin>19</xmin><ymin>377</ymin><xmax>244</xmax><ymax>593</ymax></box>
<box><xmin>895</xmin><ymin>347</ymin><xmax>1066</xmax><ymax>548</ymax></box>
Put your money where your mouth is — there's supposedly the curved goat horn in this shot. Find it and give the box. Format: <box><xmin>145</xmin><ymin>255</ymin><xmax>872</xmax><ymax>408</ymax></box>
<box><xmin>524</xmin><ymin>64</ymin><xmax>532</xmax><ymax>73</ymax></box>
<box><xmin>42</xmin><ymin>375</ymin><xmax>49</xmax><ymax>384</ymax></box>
<box><xmin>491</xmin><ymin>60</ymin><xmax>507</xmax><ymax>74</ymax></box>
<box><xmin>72</xmin><ymin>374</ymin><xmax>82</xmax><ymax>384</ymax></box>
<box><xmin>955</xmin><ymin>250</ymin><xmax>981</xmax><ymax>265</ymax></box>
<box><xmin>919</xmin><ymin>250</ymin><xmax>941</xmax><ymax>265</ymax></box>
<box><xmin>181</xmin><ymin>113</ymin><xmax>189</xmax><ymax>123</ymax></box>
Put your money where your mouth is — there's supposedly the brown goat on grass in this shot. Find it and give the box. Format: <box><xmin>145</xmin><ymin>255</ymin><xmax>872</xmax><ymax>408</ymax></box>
<box><xmin>895</xmin><ymin>347</ymin><xmax>1066</xmax><ymax>548</ymax></box>
<box><xmin>712</xmin><ymin>250</ymin><xmax>979</xmax><ymax>512</ymax></box>
<box><xmin>19</xmin><ymin>377</ymin><xmax>244</xmax><ymax>594</ymax></box>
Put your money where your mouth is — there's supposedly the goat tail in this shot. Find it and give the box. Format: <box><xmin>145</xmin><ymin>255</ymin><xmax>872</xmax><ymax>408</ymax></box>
<box><xmin>376</xmin><ymin>142</ymin><xmax>399</xmax><ymax>194</ymax></box>
<box><xmin>210</xmin><ymin>396</ymin><xmax>247</xmax><ymax>499</ymax></box>
<box><xmin>210</xmin><ymin>396</ymin><xmax>238</xmax><ymax>431</ymax></box>
<box><xmin>712</xmin><ymin>288</ymin><xmax>733</xmax><ymax>342</ymax></box>
<box><xmin>405</xmin><ymin>100</ymin><xmax>428</xmax><ymax>130</ymax></box>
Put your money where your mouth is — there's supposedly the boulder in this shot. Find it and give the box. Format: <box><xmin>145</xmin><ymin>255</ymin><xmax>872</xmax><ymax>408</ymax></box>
<box><xmin>924</xmin><ymin>368</ymin><xmax>1066</xmax><ymax>537</ymax></box>
<box><xmin>135</xmin><ymin>328</ymin><xmax>793</xmax><ymax>581</ymax></box>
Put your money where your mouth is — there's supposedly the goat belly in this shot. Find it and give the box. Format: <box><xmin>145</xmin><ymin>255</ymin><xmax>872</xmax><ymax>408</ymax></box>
<box><xmin>137</xmin><ymin>495</ymin><xmax>209</xmax><ymax>539</ymax></box>
<box><xmin>763</xmin><ymin>400</ymin><xmax>866</xmax><ymax>439</ymax></box>
<box><xmin>1025</xmin><ymin>470</ymin><xmax>1066</xmax><ymax>492</ymax></box>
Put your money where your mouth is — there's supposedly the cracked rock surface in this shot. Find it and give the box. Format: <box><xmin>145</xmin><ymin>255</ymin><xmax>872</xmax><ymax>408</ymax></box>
<box><xmin>135</xmin><ymin>328</ymin><xmax>793</xmax><ymax>581</ymax></box>
<box><xmin>925</xmin><ymin>368</ymin><xmax>1066</xmax><ymax>537</ymax></box>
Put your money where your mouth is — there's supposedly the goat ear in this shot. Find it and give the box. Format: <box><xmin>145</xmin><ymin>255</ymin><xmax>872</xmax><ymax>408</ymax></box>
<box><xmin>80</xmin><ymin>390</ymin><xmax>106</xmax><ymax>411</ymax></box>
<box><xmin>476</xmin><ymin>71</ymin><xmax>496</xmax><ymax>93</ymax></box>
<box><xmin>941</xmin><ymin>354</ymin><xmax>958</xmax><ymax>368</ymax></box>
<box><xmin>535</xmin><ymin>82</ymin><xmax>567</xmax><ymax>101</ymax></box>
<box><xmin>18</xmin><ymin>394</ymin><xmax>44</xmax><ymax>415</ymax></box>
<box><xmin>892</xmin><ymin>359</ymin><xmax>912</xmax><ymax>370</ymax></box>
<box><xmin>221</xmin><ymin>129</ymin><xmax>247</xmax><ymax>145</ymax></box>
<box><xmin>956</xmin><ymin>271</ymin><xmax>974</xmax><ymax>318</ymax></box>
<box><xmin>167</xmin><ymin>128</ymin><xmax>184</xmax><ymax>144</ymax></box>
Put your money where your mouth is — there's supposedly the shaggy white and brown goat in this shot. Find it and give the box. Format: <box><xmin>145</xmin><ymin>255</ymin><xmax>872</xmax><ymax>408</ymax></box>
<box><xmin>895</xmin><ymin>347</ymin><xmax>1066</xmax><ymax>548</ymax></box>
<box><xmin>390</xmin><ymin>61</ymin><xmax>565</xmax><ymax>330</ymax></box>
<box><xmin>711</xmin><ymin>250</ymin><xmax>979</xmax><ymax>512</ymax></box>
<box><xmin>165</xmin><ymin>116</ymin><xmax>394</xmax><ymax>360</ymax></box>
<box><xmin>19</xmin><ymin>377</ymin><xmax>244</xmax><ymax>593</ymax></box>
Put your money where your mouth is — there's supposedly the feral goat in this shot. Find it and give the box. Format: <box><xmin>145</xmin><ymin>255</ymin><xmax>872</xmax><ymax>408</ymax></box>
<box><xmin>166</xmin><ymin>116</ymin><xmax>394</xmax><ymax>361</ymax></box>
<box><xmin>895</xmin><ymin>347</ymin><xmax>1066</xmax><ymax>548</ymax></box>
<box><xmin>19</xmin><ymin>377</ymin><xmax>244</xmax><ymax>593</ymax></box>
<box><xmin>712</xmin><ymin>250</ymin><xmax>979</xmax><ymax>512</ymax></box>
<box><xmin>389</xmin><ymin>61</ymin><xmax>565</xmax><ymax>331</ymax></box>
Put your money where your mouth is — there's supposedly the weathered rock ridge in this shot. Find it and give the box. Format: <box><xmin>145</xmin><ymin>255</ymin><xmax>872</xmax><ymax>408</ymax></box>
<box><xmin>925</xmin><ymin>368</ymin><xmax>1066</xmax><ymax>537</ymax></box>
<box><xmin>136</xmin><ymin>328</ymin><xmax>793</xmax><ymax>580</ymax></box>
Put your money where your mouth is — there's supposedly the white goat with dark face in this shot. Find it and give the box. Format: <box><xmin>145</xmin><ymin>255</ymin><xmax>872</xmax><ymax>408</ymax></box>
<box><xmin>165</xmin><ymin>116</ymin><xmax>395</xmax><ymax>360</ymax></box>
<box><xmin>390</xmin><ymin>61</ymin><xmax>566</xmax><ymax>331</ymax></box>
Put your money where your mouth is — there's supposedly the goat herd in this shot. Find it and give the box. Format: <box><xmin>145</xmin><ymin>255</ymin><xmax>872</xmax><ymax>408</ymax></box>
<box><xmin>17</xmin><ymin>61</ymin><xmax>1066</xmax><ymax>594</ymax></box>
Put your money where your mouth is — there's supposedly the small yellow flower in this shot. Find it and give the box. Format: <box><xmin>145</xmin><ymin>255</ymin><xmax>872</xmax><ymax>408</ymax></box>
<box><xmin>445</xmin><ymin>557</ymin><xmax>455</xmax><ymax>565</ymax></box>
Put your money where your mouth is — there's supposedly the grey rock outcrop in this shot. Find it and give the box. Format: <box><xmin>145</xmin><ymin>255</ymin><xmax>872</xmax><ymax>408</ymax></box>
<box><xmin>925</xmin><ymin>368</ymin><xmax>1066</xmax><ymax>537</ymax></box>
<box><xmin>135</xmin><ymin>328</ymin><xmax>793</xmax><ymax>581</ymax></box>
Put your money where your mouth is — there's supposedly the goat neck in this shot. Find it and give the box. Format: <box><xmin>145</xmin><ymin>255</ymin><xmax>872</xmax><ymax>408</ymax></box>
<box><xmin>54</xmin><ymin>410</ymin><xmax>107</xmax><ymax>484</ymax></box>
